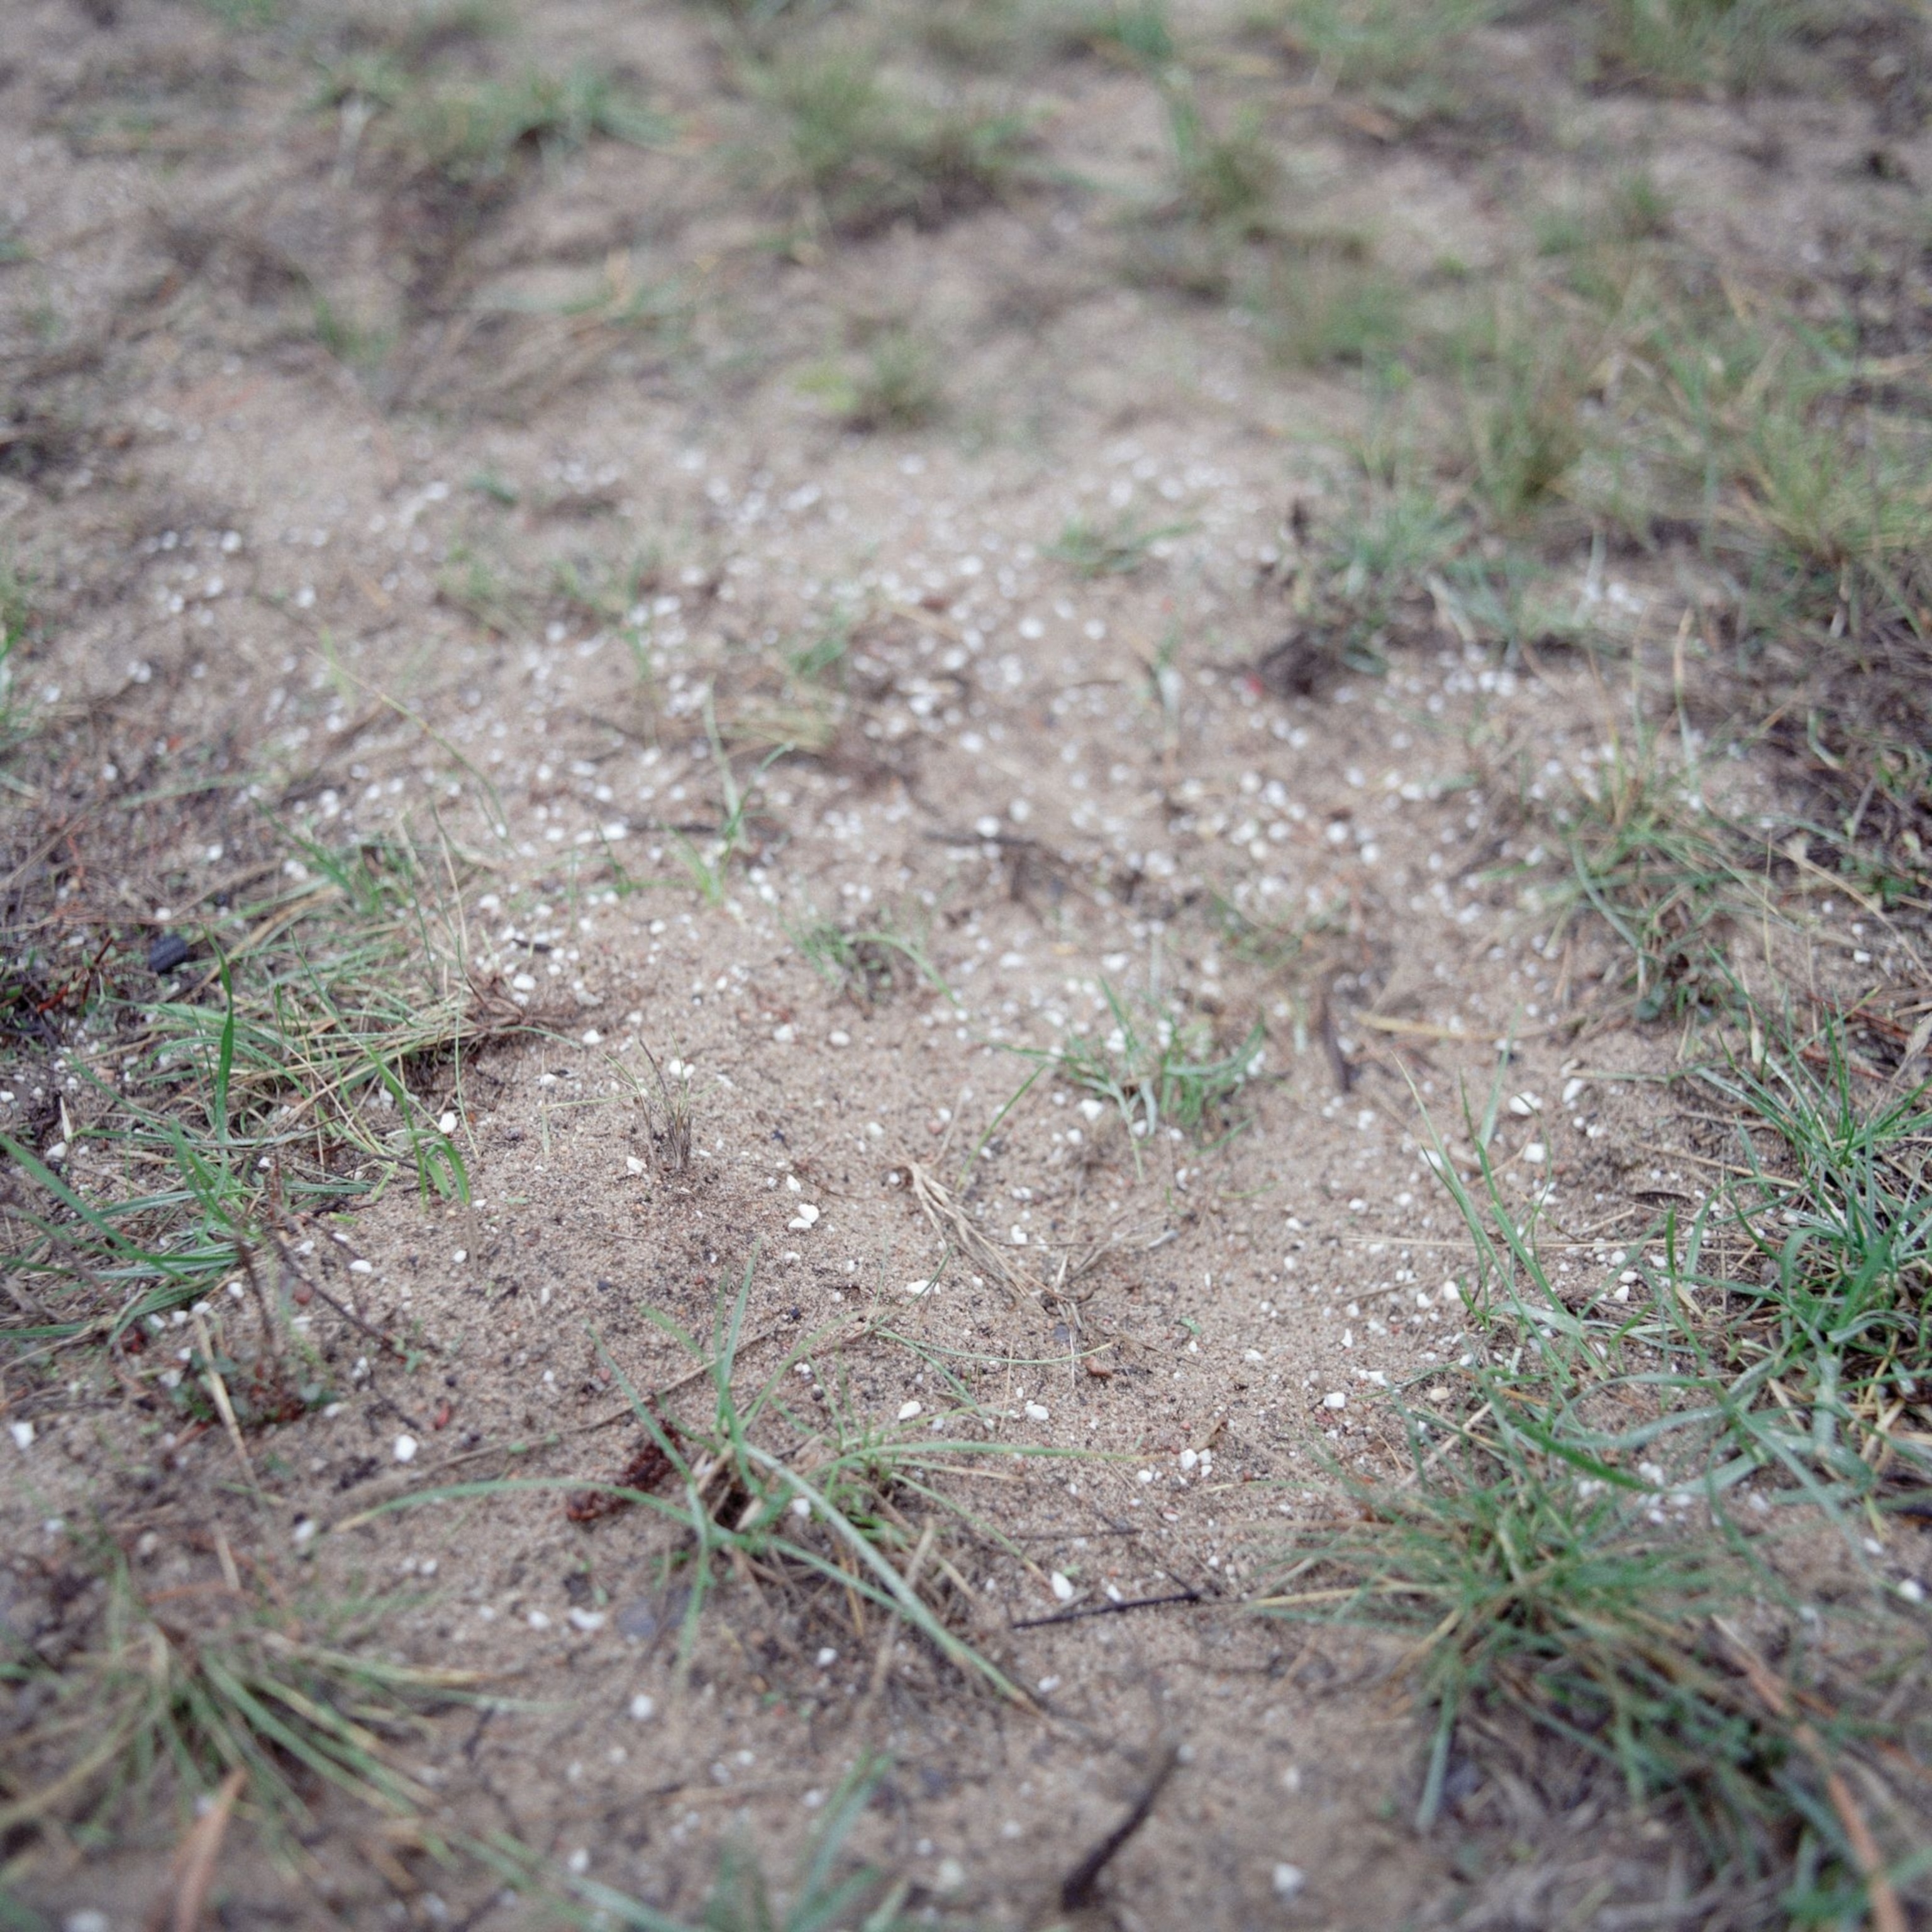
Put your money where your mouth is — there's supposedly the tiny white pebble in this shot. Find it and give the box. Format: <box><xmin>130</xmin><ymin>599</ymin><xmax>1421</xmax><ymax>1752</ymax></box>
<box><xmin>828</xmin><ymin>1030</ymin><xmax>851</xmax><ymax>1047</ymax></box>
<box><xmin>392</xmin><ymin>1434</ymin><xmax>418</xmax><ymax>1463</ymax></box>
<box><xmin>816</xmin><ymin>1646</ymin><xmax>838</xmax><ymax>1667</ymax></box>
<box><xmin>9</xmin><ymin>1421</ymin><xmax>35</xmax><ymax>1452</ymax></box>
<box><xmin>438</xmin><ymin>1110</ymin><xmax>457</xmax><ymax>1134</ymax></box>
<box><xmin>629</xmin><ymin>1693</ymin><xmax>655</xmax><ymax>1720</ymax></box>
<box><xmin>567</xmin><ymin>1607</ymin><xmax>607</xmax><ymax>1633</ymax></box>
<box><xmin>1050</xmin><ymin>1572</ymin><xmax>1075</xmax><ymax>1602</ymax></box>
<box><xmin>1024</xmin><ymin>1401</ymin><xmax>1050</xmax><ymax>1423</ymax></box>
<box><xmin>787</xmin><ymin>1202</ymin><xmax>820</xmax><ymax>1230</ymax></box>
<box><xmin>349</xmin><ymin>1258</ymin><xmax>374</xmax><ymax>1275</ymax></box>
<box><xmin>1323</xmin><ymin>1391</ymin><xmax>1346</xmax><ymax>1410</ymax></box>
<box><xmin>452</xmin><ymin>1248</ymin><xmax>467</xmax><ymax>1263</ymax></box>
<box><xmin>1900</xmin><ymin>1579</ymin><xmax>1925</xmax><ymax>1604</ymax></box>
<box><xmin>527</xmin><ymin>1610</ymin><xmax>552</xmax><ymax>1631</ymax></box>
<box><xmin>292</xmin><ymin>1518</ymin><xmax>317</xmax><ymax>1548</ymax></box>
<box><xmin>566</xmin><ymin>1848</ymin><xmax>589</xmax><ymax>1875</ymax></box>
<box><xmin>1272</xmin><ymin>1863</ymin><xmax>1306</xmax><ymax>1901</ymax></box>
<box><xmin>897</xmin><ymin>1399</ymin><xmax>923</xmax><ymax>1421</ymax></box>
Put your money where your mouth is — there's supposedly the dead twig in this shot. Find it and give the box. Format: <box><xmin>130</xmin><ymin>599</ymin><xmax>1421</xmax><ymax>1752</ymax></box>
<box><xmin>1057</xmin><ymin>1743</ymin><xmax>1183</xmax><ymax>1911</ymax></box>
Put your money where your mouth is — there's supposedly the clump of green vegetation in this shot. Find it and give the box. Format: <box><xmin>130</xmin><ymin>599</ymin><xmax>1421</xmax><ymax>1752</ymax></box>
<box><xmin>1046</xmin><ymin>510</ymin><xmax>1191</xmax><ymax>577</ymax></box>
<box><xmin>1262</xmin><ymin>1083</ymin><xmax>1932</xmax><ymax>1915</ymax></box>
<box><xmin>2</xmin><ymin>1536</ymin><xmax>479</xmax><ymax>1850</ymax></box>
<box><xmin>792</xmin><ymin>910</ymin><xmax>954</xmax><ymax>1006</ymax></box>
<box><xmin>757</xmin><ymin>55</ymin><xmax>1034</xmax><ymax>235</ymax></box>
<box><xmin>1267</xmin><ymin>0</ymin><xmax>1502</xmax><ymax>121</ymax></box>
<box><xmin>1045</xmin><ymin>982</ymin><xmax>1264</xmax><ymax>1141</ymax></box>
<box><xmin>1061</xmin><ymin>0</ymin><xmax>1178</xmax><ymax>66</ymax></box>
<box><xmin>801</xmin><ymin>326</ymin><xmax>945</xmax><ymax>430</ymax></box>
<box><xmin>1257</xmin><ymin>238</ymin><xmax>1406</xmax><ymax>368</ymax></box>
<box><xmin>1164</xmin><ymin>85</ymin><xmax>1277</xmax><ymax>234</ymax></box>
<box><xmin>365</xmin><ymin>1262</ymin><xmax>1031</xmax><ymax>1699</ymax></box>
<box><xmin>1587</xmin><ymin>0</ymin><xmax>1807</xmax><ymax>96</ymax></box>
<box><xmin>396</xmin><ymin>67</ymin><xmax>669</xmax><ymax>183</ymax></box>
<box><xmin>1</xmin><ymin>831</ymin><xmax>513</xmax><ymax>1343</ymax></box>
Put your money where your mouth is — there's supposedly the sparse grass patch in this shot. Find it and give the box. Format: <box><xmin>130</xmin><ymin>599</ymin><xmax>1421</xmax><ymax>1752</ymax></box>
<box><xmin>754</xmin><ymin>54</ymin><xmax>1034</xmax><ymax>236</ymax></box>
<box><xmin>1163</xmin><ymin>84</ymin><xmax>1277</xmax><ymax>236</ymax></box>
<box><xmin>1260</xmin><ymin>1099</ymin><xmax>1932</xmax><ymax>1918</ymax></box>
<box><xmin>479</xmin><ymin>1754</ymin><xmax>940</xmax><ymax>1931</ymax></box>
<box><xmin>1585</xmin><ymin>0</ymin><xmax>1811</xmax><ymax>96</ymax></box>
<box><xmin>1255</xmin><ymin>238</ymin><xmax>1407</xmax><ymax>368</ymax></box>
<box><xmin>1522</xmin><ymin>703</ymin><xmax>1766</xmax><ymax>1018</ymax></box>
<box><xmin>394</xmin><ymin>67</ymin><xmax>669</xmax><ymax>184</ymax></box>
<box><xmin>1</xmin><ymin>830</ymin><xmax>519</xmax><ymax>1348</ymax></box>
<box><xmin>792</xmin><ymin>909</ymin><xmax>954</xmax><ymax>1007</ymax></box>
<box><xmin>1043</xmin><ymin>980</ymin><xmax>1265</xmax><ymax>1143</ymax></box>
<box><xmin>2</xmin><ymin>1535</ymin><xmax>479</xmax><ymax>1852</ymax></box>
<box><xmin>362</xmin><ymin>1262</ymin><xmax>1034</xmax><ymax>1700</ymax></box>
<box><xmin>1046</xmin><ymin>510</ymin><xmax>1192</xmax><ymax>577</ymax></box>
<box><xmin>800</xmin><ymin>326</ymin><xmax>944</xmax><ymax>431</ymax></box>
<box><xmin>1265</xmin><ymin>0</ymin><xmax>1502</xmax><ymax>123</ymax></box>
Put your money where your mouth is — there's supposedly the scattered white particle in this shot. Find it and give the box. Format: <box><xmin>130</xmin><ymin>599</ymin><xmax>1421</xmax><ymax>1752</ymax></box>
<box><xmin>816</xmin><ymin>1647</ymin><xmax>838</xmax><ymax>1668</ymax></box>
<box><xmin>1322</xmin><ymin>1391</ymin><xmax>1347</xmax><ymax>1410</ymax></box>
<box><xmin>897</xmin><ymin>1399</ymin><xmax>924</xmax><ymax>1421</ymax></box>
<box><xmin>630</xmin><ymin>1693</ymin><xmax>655</xmax><ymax>1721</ymax></box>
<box><xmin>1901</xmin><ymin>1579</ymin><xmax>1926</xmax><ymax>1604</ymax></box>
<box><xmin>438</xmin><ymin>1110</ymin><xmax>458</xmax><ymax>1135</ymax></box>
<box><xmin>452</xmin><ymin>1248</ymin><xmax>467</xmax><ymax>1263</ymax></box>
<box><xmin>566</xmin><ymin>1849</ymin><xmax>590</xmax><ymax>1875</ymax></box>
<box><xmin>1050</xmin><ymin>1572</ymin><xmax>1075</xmax><ymax>1602</ymax></box>
<box><xmin>787</xmin><ymin>1203</ymin><xmax>821</xmax><ymax>1231</ymax></box>
<box><xmin>292</xmin><ymin>1518</ymin><xmax>318</xmax><ymax>1548</ymax></box>
<box><xmin>350</xmin><ymin>1258</ymin><xmax>374</xmax><ymax>1275</ymax></box>
<box><xmin>527</xmin><ymin>1610</ymin><xmax>552</xmax><ymax>1631</ymax></box>
<box><xmin>904</xmin><ymin>1277</ymin><xmax>936</xmax><ymax>1296</ymax></box>
<box><xmin>1024</xmin><ymin>1401</ymin><xmax>1050</xmax><ymax>1423</ymax></box>
<box><xmin>1272</xmin><ymin>1863</ymin><xmax>1306</xmax><ymax>1901</ymax></box>
<box><xmin>567</xmin><ymin>1607</ymin><xmax>607</xmax><ymax>1633</ymax></box>
<box><xmin>9</xmin><ymin>1421</ymin><xmax>34</xmax><ymax>1452</ymax></box>
<box><xmin>392</xmin><ymin>1434</ymin><xmax>418</xmax><ymax>1463</ymax></box>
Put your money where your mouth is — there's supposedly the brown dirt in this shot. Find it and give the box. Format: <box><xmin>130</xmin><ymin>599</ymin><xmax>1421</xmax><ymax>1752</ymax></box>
<box><xmin>3</xmin><ymin>1</ymin><xmax>1930</xmax><ymax>1928</ymax></box>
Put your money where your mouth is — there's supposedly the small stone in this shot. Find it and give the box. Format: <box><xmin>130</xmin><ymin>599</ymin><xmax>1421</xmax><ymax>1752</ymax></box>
<box><xmin>527</xmin><ymin>1610</ymin><xmax>552</xmax><ymax>1631</ymax></box>
<box><xmin>828</xmin><ymin>1030</ymin><xmax>851</xmax><ymax>1047</ymax></box>
<box><xmin>392</xmin><ymin>1434</ymin><xmax>418</xmax><ymax>1463</ymax></box>
<box><xmin>8</xmin><ymin>1421</ymin><xmax>33</xmax><ymax>1452</ymax></box>
<box><xmin>629</xmin><ymin>1692</ymin><xmax>655</xmax><ymax>1721</ymax></box>
<box><xmin>438</xmin><ymin>1111</ymin><xmax>458</xmax><ymax>1134</ymax></box>
<box><xmin>787</xmin><ymin>1204</ymin><xmax>820</xmax><ymax>1231</ymax></box>
<box><xmin>1024</xmin><ymin>1401</ymin><xmax>1050</xmax><ymax>1423</ymax></box>
<box><xmin>1322</xmin><ymin>1391</ymin><xmax>1346</xmax><ymax>1410</ymax></box>
<box><xmin>815</xmin><ymin>1647</ymin><xmax>838</xmax><ymax>1667</ymax></box>
<box><xmin>1272</xmin><ymin>1863</ymin><xmax>1306</xmax><ymax>1901</ymax></box>
<box><xmin>897</xmin><ymin>1399</ymin><xmax>923</xmax><ymax>1421</ymax></box>
<box><xmin>65</xmin><ymin>1913</ymin><xmax>110</xmax><ymax>1932</ymax></box>
<box><xmin>350</xmin><ymin>1258</ymin><xmax>374</xmax><ymax>1275</ymax></box>
<box><xmin>292</xmin><ymin>1518</ymin><xmax>318</xmax><ymax>1548</ymax></box>
<box><xmin>1050</xmin><ymin>1572</ymin><xmax>1075</xmax><ymax>1602</ymax></box>
<box><xmin>567</xmin><ymin>1607</ymin><xmax>607</xmax><ymax>1633</ymax></box>
<box><xmin>147</xmin><ymin>931</ymin><xmax>192</xmax><ymax>974</ymax></box>
<box><xmin>903</xmin><ymin>1277</ymin><xmax>936</xmax><ymax>1296</ymax></box>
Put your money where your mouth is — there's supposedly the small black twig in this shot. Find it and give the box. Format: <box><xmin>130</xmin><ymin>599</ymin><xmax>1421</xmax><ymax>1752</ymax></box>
<box><xmin>1011</xmin><ymin>1588</ymin><xmax>1201</xmax><ymax>1631</ymax></box>
<box><xmin>1058</xmin><ymin>1743</ymin><xmax>1183</xmax><ymax>1911</ymax></box>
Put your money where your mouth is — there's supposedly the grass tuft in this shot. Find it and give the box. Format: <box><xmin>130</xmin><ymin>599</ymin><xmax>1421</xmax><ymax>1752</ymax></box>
<box><xmin>1</xmin><ymin>1535</ymin><xmax>479</xmax><ymax>1849</ymax></box>
<box><xmin>756</xmin><ymin>55</ymin><xmax>1034</xmax><ymax>236</ymax></box>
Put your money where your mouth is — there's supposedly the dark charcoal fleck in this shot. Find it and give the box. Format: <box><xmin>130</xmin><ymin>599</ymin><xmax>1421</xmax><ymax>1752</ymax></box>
<box><xmin>147</xmin><ymin>931</ymin><xmax>192</xmax><ymax>974</ymax></box>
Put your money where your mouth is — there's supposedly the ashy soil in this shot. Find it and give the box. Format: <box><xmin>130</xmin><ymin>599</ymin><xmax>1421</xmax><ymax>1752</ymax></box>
<box><xmin>3</xmin><ymin>1</ymin><xmax>1930</xmax><ymax>1928</ymax></box>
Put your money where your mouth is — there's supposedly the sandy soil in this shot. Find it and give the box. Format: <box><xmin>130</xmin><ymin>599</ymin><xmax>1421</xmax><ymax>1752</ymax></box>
<box><xmin>3</xmin><ymin>1</ymin><xmax>1929</xmax><ymax>1926</ymax></box>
